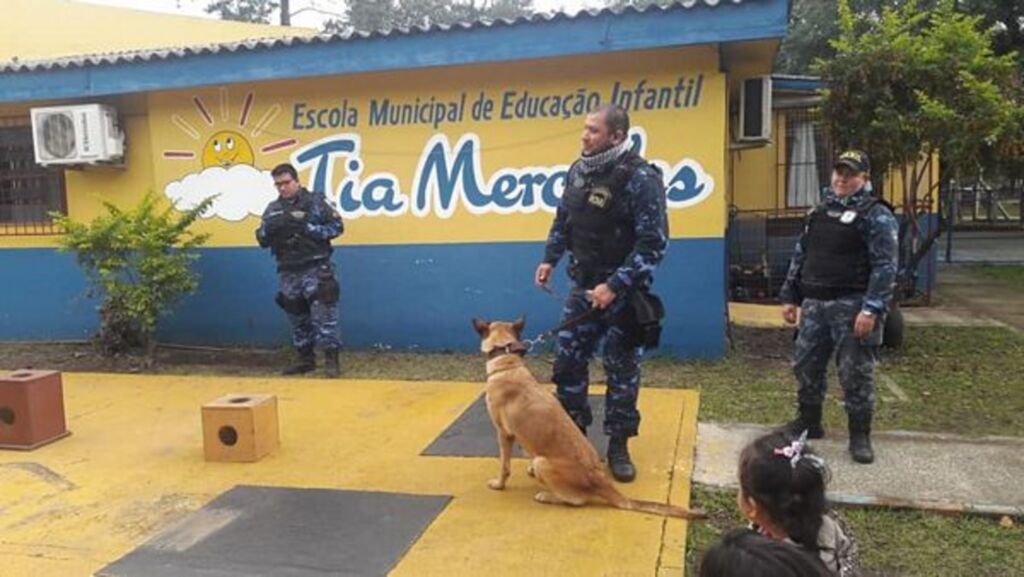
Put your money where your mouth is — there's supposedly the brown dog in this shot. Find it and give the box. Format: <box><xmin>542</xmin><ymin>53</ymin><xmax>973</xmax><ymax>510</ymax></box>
<box><xmin>472</xmin><ymin>317</ymin><xmax>703</xmax><ymax>519</ymax></box>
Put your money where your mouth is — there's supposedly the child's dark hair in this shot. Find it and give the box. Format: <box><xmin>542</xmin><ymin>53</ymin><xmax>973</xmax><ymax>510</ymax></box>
<box><xmin>739</xmin><ymin>430</ymin><xmax>831</xmax><ymax>552</ymax></box>
<box><xmin>699</xmin><ymin>529</ymin><xmax>832</xmax><ymax>577</ymax></box>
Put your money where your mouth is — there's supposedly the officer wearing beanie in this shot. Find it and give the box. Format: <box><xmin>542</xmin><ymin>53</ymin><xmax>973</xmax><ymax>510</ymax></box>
<box><xmin>534</xmin><ymin>103</ymin><xmax>669</xmax><ymax>482</ymax></box>
<box><xmin>778</xmin><ymin>150</ymin><xmax>898</xmax><ymax>464</ymax></box>
<box><xmin>257</xmin><ymin>163</ymin><xmax>344</xmax><ymax>377</ymax></box>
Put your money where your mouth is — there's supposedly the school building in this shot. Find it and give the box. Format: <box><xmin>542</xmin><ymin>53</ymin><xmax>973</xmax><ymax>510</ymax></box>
<box><xmin>0</xmin><ymin>0</ymin><xmax>800</xmax><ymax>358</ymax></box>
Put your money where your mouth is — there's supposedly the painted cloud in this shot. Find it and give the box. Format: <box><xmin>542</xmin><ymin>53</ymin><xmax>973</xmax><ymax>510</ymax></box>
<box><xmin>164</xmin><ymin>164</ymin><xmax>278</xmax><ymax>221</ymax></box>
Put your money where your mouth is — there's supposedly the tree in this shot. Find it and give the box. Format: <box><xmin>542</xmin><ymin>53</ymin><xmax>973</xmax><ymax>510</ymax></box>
<box><xmin>819</xmin><ymin>0</ymin><xmax>1019</xmax><ymax>294</ymax></box>
<box><xmin>325</xmin><ymin>0</ymin><xmax>533</xmax><ymax>34</ymax></box>
<box><xmin>52</xmin><ymin>193</ymin><xmax>213</xmax><ymax>364</ymax></box>
<box><xmin>205</xmin><ymin>0</ymin><xmax>280</xmax><ymax>24</ymax></box>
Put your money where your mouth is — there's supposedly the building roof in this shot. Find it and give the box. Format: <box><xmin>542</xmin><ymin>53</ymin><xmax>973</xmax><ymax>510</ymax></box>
<box><xmin>0</xmin><ymin>0</ymin><xmax>790</xmax><ymax>104</ymax></box>
<box><xmin>0</xmin><ymin>0</ymin><xmax>314</xmax><ymax>66</ymax></box>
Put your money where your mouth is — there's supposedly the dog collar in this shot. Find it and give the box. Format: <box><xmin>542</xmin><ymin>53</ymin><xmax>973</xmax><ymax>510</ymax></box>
<box><xmin>487</xmin><ymin>341</ymin><xmax>528</xmax><ymax>360</ymax></box>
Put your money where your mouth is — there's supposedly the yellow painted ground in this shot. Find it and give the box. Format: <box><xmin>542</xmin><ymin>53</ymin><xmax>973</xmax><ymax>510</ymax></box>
<box><xmin>0</xmin><ymin>373</ymin><xmax>699</xmax><ymax>577</ymax></box>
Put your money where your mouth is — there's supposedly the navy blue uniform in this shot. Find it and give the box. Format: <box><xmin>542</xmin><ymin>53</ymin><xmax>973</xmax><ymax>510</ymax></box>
<box><xmin>779</xmin><ymin>188</ymin><xmax>898</xmax><ymax>416</ymax></box>
<box><xmin>542</xmin><ymin>153</ymin><xmax>668</xmax><ymax>437</ymax></box>
<box><xmin>257</xmin><ymin>188</ymin><xmax>343</xmax><ymax>351</ymax></box>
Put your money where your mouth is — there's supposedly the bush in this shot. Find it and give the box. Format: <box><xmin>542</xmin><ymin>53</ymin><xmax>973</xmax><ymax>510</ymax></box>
<box><xmin>52</xmin><ymin>192</ymin><xmax>213</xmax><ymax>361</ymax></box>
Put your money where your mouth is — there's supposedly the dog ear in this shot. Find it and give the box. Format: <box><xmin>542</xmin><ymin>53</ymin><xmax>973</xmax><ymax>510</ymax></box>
<box><xmin>472</xmin><ymin>318</ymin><xmax>490</xmax><ymax>336</ymax></box>
<box><xmin>512</xmin><ymin>315</ymin><xmax>526</xmax><ymax>335</ymax></box>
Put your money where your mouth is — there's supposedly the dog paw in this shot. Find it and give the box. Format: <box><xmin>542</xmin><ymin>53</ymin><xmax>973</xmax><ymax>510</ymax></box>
<box><xmin>488</xmin><ymin>479</ymin><xmax>506</xmax><ymax>490</ymax></box>
<box><xmin>534</xmin><ymin>491</ymin><xmax>557</xmax><ymax>504</ymax></box>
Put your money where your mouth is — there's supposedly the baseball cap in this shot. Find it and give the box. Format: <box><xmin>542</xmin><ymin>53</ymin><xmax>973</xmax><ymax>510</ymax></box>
<box><xmin>834</xmin><ymin>150</ymin><xmax>870</xmax><ymax>174</ymax></box>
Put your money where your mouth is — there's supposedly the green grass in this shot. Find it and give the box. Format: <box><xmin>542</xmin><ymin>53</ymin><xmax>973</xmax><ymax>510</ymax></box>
<box><xmin>969</xmin><ymin>265</ymin><xmax>1024</xmax><ymax>290</ymax></box>
<box><xmin>651</xmin><ymin>326</ymin><xmax>1024</xmax><ymax>438</ymax></box>
<box><xmin>685</xmin><ymin>486</ymin><xmax>1024</xmax><ymax>577</ymax></box>
<box><xmin>266</xmin><ymin>325</ymin><xmax>1024</xmax><ymax>438</ymax></box>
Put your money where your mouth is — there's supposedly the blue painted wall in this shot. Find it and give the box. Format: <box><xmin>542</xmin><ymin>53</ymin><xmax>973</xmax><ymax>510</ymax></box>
<box><xmin>0</xmin><ymin>238</ymin><xmax>725</xmax><ymax>357</ymax></box>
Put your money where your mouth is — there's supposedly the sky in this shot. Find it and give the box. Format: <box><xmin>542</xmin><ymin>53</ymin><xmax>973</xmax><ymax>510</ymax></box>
<box><xmin>76</xmin><ymin>0</ymin><xmax>609</xmax><ymax>29</ymax></box>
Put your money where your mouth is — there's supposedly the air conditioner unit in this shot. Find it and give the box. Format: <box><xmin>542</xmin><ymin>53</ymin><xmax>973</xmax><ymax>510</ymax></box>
<box><xmin>738</xmin><ymin>76</ymin><xmax>772</xmax><ymax>141</ymax></box>
<box><xmin>30</xmin><ymin>104</ymin><xmax>124</xmax><ymax>166</ymax></box>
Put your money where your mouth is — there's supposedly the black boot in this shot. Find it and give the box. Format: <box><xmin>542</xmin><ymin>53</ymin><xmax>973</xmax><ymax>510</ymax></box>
<box><xmin>324</xmin><ymin>348</ymin><xmax>340</xmax><ymax>378</ymax></box>
<box><xmin>607</xmin><ymin>435</ymin><xmax>636</xmax><ymax>483</ymax></box>
<box><xmin>848</xmin><ymin>412</ymin><xmax>875</xmax><ymax>464</ymax></box>
<box><xmin>281</xmin><ymin>345</ymin><xmax>315</xmax><ymax>375</ymax></box>
<box><xmin>782</xmin><ymin>403</ymin><xmax>825</xmax><ymax>439</ymax></box>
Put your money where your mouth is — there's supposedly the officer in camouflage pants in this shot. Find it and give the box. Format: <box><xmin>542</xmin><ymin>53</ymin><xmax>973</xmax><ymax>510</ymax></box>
<box><xmin>535</xmin><ymin>104</ymin><xmax>668</xmax><ymax>483</ymax></box>
<box><xmin>257</xmin><ymin>163</ymin><xmax>344</xmax><ymax>377</ymax></box>
<box><xmin>779</xmin><ymin>150</ymin><xmax>898</xmax><ymax>464</ymax></box>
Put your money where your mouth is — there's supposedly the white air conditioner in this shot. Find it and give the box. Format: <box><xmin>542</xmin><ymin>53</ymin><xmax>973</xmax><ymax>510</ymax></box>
<box><xmin>30</xmin><ymin>104</ymin><xmax>125</xmax><ymax>166</ymax></box>
<box><xmin>738</xmin><ymin>76</ymin><xmax>772</xmax><ymax>141</ymax></box>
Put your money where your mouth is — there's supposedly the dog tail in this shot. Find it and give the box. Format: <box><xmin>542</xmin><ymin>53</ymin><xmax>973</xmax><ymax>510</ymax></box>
<box><xmin>593</xmin><ymin>478</ymin><xmax>705</xmax><ymax>519</ymax></box>
<box><xmin>618</xmin><ymin>499</ymin><xmax>705</xmax><ymax>519</ymax></box>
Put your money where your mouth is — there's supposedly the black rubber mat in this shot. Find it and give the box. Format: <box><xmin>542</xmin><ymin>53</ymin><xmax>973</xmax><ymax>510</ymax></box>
<box><xmin>422</xmin><ymin>393</ymin><xmax>609</xmax><ymax>457</ymax></box>
<box><xmin>96</xmin><ymin>485</ymin><xmax>451</xmax><ymax>577</ymax></box>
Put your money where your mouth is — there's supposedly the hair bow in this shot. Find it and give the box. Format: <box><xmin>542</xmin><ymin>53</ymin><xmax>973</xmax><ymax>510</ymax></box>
<box><xmin>773</xmin><ymin>430</ymin><xmax>808</xmax><ymax>468</ymax></box>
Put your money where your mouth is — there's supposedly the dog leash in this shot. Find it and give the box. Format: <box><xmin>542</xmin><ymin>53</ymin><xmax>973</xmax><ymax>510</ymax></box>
<box><xmin>523</xmin><ymin>304</ymin><xmax>602</xmax><ymax>353</ymax></box>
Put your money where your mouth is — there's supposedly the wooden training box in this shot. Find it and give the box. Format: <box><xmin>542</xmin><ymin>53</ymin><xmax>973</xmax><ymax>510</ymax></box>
<box><xmin>202</xmin><ymin>393</ymin><xmax>279</xmax><ymax>462</ymax></box>
<box><xmin>0</xmin><ymin>370</ymin><xmax>71</xmax><ymax>450</ymax></box>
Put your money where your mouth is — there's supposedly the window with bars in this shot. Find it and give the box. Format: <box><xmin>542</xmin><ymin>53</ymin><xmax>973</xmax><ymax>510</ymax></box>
<box><xmin>0</xmin><ymin>121</ymin><xmax>66</xmax><ymax>236</ymax></box>
<box><xmin>779</xmin><ymin>107</ymin><xmax>833</xmax><ymax>209</ymax></box>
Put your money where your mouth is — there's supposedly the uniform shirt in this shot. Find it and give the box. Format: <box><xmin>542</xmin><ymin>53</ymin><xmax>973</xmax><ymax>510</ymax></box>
<box><xmin>256</xmin><ymin>188</ymin><xmax>344</xmax><ymax>249</ymax></box>
<box><xmin>779</xmin><ymin>188</ymin><xmax>898</xmax><ymax>315</ymax></box>
<box><xmin>542</xmin><ymin>161</ymin><xmax>669</xmax><ymax>295</ymax></box>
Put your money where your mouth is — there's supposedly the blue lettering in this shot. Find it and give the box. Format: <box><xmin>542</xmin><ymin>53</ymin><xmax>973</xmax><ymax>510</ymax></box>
<box><xmin>666</xmin><ymin>166</ymin><xmax>705</xmax><ymax>204</ymax></box>
<box><xmin>491</xmin><ymin>174</ymin><xmax>521</xmax><ymax>208</ymax></box>
<box><xmin>294</xmin><ymin>137</ymin><xmax>357</xmax><ymax>194</ymax></box>
<box><xmin>292</xmin><ymin>103</ymin><xmax>307</xmax><ymax>130</ymax></box>
<box><xmin>363</xmin><ymin>177</ymin><xmax>404</xmax><ymax>212</ymax></box>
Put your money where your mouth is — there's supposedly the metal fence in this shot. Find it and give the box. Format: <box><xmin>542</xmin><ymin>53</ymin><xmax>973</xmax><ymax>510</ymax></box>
<box><xmin>948</xmin><ymin>181</ymin><xmax>1023</xmax><ymax>229</ymax></box>
<box><xmin>727</xmin><ymin>208</ymin><xmax>806</xmax><ymax>302</ymax></box>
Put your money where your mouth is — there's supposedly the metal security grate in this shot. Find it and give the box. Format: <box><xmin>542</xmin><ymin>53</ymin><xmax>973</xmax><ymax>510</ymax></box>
<box><xmin>0</xmin><ymin>121</ymin><xmax>66</xmax><ymax>236</ymax></box>
<box><xmin>779</xmin><ymin>107</ymin><xmax>833</xmax><ymax>209</ymax></box>
<box><xmin>727</xmin><ymin>208</ymin><xmax>807</xmax><ymax>302</ymax></box>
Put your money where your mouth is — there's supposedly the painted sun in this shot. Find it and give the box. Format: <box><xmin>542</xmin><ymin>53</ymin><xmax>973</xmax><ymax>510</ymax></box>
<box><xmin>162</xmin><ymin>89</ymin><xmax>297</xmax><ymax>166</ymax></box>
<box><xmin>202</xmin><ymin>129</ymin><xmax>255</xmax><ymax>168</ymax></box>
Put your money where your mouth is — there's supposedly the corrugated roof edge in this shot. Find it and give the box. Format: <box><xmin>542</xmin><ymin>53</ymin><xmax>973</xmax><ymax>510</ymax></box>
<box><xmin>1</xmin><ymin>0</ymin><xmax>748</xmax><ymax>73</ymax></box>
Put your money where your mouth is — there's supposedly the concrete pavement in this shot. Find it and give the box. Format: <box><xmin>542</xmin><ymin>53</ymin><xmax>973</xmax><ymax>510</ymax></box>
<box><xmin>693</xmin><ymin>423</ymin><xmax>1024</xmax><ymax>517</ymax></box>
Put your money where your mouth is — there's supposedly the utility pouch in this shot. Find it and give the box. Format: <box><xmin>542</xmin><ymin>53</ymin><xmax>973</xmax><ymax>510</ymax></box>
<box><xmin>275</xmin><ymin>291</ymin><xmax>310</xmax><ymax>315</ymax></box>
<box><xmin>315</xmin><ymin>265</ymin><xmax>340</xmax><ymax>305</ymax></box>
<box><xmin>631</xmin><ymin>290</ymin><xmax>665</xmax><ymax>349</ymax></box>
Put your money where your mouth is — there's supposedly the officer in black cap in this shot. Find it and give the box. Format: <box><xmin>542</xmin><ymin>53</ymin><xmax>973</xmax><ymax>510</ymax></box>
<box><xmin>778</xmin><ymin>150</ymin><xmax>899</xmax><ymax>464</ymax></box>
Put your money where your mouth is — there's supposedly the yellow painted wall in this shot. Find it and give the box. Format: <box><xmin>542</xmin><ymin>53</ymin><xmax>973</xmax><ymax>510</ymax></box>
<box><xmin>1</xmin><ymin>0</ymin><xmax>313</xmax><ymax>63</ymax></box>
<box><xmin>3</xmin><ymin>46</ymin><xmax>736</xmax><ymax>250</ymax></box>
<box><xmin>721</xmin><ymin>41</ymin><xmax>782</xmax><ymax>212</ymax></box>
<box><xmin>142</xmin><ymin>46</ymin><xmax>725</xmax><ymax>247</ymax></box>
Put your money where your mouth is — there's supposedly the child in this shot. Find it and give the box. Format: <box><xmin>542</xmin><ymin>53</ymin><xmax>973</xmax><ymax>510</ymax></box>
<box><xmin>736</xmin><ymin>430</ymin><xmax>860</xmax><ymax>577</ymax></box>
<box><xmin>699</xmin><ymin>528</ymin><xmax>832</xmax><ymax>577</ymax></box>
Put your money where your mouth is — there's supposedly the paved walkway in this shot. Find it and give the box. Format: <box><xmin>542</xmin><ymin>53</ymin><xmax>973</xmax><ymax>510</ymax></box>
<box><xmin>694</xmin><ymin>423</ymin><xmax>1024</xmax><ymax>517</ymax></box>
<box><xmin>943</xmin><ymin>230</ymin><xmax>1024</xmax><ymax>264</ymax></box>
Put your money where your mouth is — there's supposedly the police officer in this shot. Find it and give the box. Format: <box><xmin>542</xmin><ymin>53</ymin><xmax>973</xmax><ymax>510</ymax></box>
<box><xmin>257</xmin><ymin>163</ymin><xmax>344</xmax><ymax>377</ymax></box>
<box><xmin>779</xmin><ymin>150</ymin><xmax>898</xmax><ymax>464</ymax></box>
<box><xmin>534</xmin><ymin>103</ymin><xmax>669</xmax><ymax>483</ymax></box>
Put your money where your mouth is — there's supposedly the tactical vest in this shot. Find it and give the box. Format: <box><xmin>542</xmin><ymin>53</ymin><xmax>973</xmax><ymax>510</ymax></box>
<box><xmin>270</xmin><ymin>189</ymin><xmax>333</xmax><ymax>272</ymax></box>
<box><xmin>562</xmin><ymin>152</ymin><xmax>646</xmax><ymax>287</ymax></box>
<box><xmin>799</xmin><ymin>197</ymin><xmax>882</xmax><ymax>298</ymax></box>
